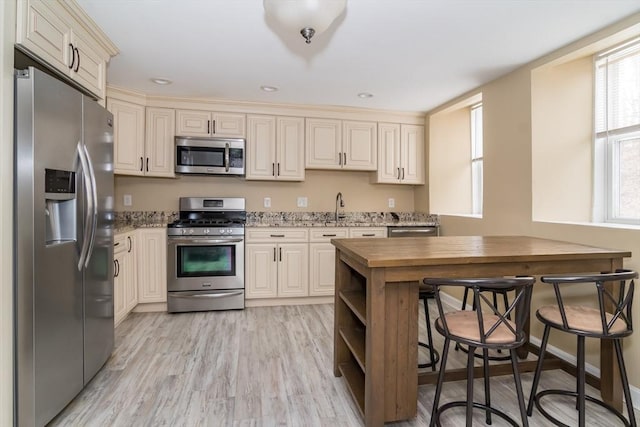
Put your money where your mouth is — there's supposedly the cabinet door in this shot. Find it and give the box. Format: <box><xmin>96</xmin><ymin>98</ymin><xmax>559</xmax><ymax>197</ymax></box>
<box><xmin>113</xmin><ymin>253</ymin><xmax>126</xmax><ymax>326</ymax></box>
<box><xmin>69</xmin><ymin>27</ymin><xmax>105</xmax><ymax>99</ymax></box>
<box><xmin>305</xmin><ymin>118</ymin><xmax>342</xmax><ymax>169</ymax></box>
<box><xmin>17</xmin><ymin>0</ymin><xmax>72</xmax><ymax>74</ymax></box>
<box><xmin>136</xmin><ymin>229</ymin><xmax>167</xmax><ymax>303</ymax></box>
<box><xmin>278</xmin><ymin>243</ymin><xmax>309</xmax><ymax>298</ymax></box>
<box><xmin>212</xmin><ymin>112</ymin><xmax>246</xmax><ymax>138</ymax></box>
<box><xmin>123</xmin><ymin>234</ymin><xmax>137</xmax><ymax>312</ymax></box>
<box><xmin>246</xmin><ymin>115</ymin><xmax>277</xmax><ymax>180</ymax></box>
<box><xmin>276</xmin><ymin>116</ymin><xmax>305</xmax><ymax>181</ymax></box>
<box><xmin>376</xmin><ymin>123</ymin><xmax>401</xmax><ymax>183</ymax></box>
<box><xmin>400</xmin><ymin>124</ymin><xmax>425</xmax><ymax>184</ymax></box>
<box><xmin>108</xmin><ymin>99</ymin><xmax>145</xmax><ymax>176</ymax></box>
<box><xmin>245</xmin><ymin>244</ymin><xmax>278</xmax><ymax>299</ymax></box>
<box><xmin>309</xmin><ymin>242</ymin><xmax>337</xmax><ymax>296</ymax></box>
<box><xmin>343</xmin><ymin>121</ymin><xmax>377</xmax><ymax>170</ymax></box>
<box><xmin>145</xmin><ymin>107</ymin><xmax>175</xmax><ymax>177</ymax></box>
<box><xmin>176</xmin><ymin>109</ymin><xmax>211</xmax><ymax>137</ymax></box>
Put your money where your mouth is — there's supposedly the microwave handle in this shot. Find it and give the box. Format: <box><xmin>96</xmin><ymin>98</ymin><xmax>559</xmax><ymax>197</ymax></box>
<box><xmin>224</xmin><ymin>143</ymin><xmax>230</xmax><ymax>172</ymax></box>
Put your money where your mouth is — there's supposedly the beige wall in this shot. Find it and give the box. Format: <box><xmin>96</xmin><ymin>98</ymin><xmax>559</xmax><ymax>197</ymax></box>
<box><xmin>428</xmin><ymin>14</ymin><xmax>640</xmax><ymax>386</ymax></box>
<box><xmin>1</xmin><ymin>1</ymin><xmax>15</xmax><ymax>425</ymax></box>
<box><xmin>115</xmin><ymin>170</ymin><xmax>418</xmax><ymax>212</ymax></box>
<box><xmin>532</xmin><ymin>56</ymin><xmax>594</xmax><ymax>222</ymax></box>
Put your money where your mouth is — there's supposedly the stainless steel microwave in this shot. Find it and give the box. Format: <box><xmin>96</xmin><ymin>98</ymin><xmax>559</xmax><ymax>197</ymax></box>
<box><xmin>175</xmin><ymin>136</ymin><xmax>245</xmax><ymax>176</ymax></box>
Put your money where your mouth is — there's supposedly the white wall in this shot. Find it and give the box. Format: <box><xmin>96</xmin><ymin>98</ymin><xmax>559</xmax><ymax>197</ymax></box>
<box><xmin>1</xmin><ymin>1</ymin><xmax>16</xmax><ymax>425</ymax></box>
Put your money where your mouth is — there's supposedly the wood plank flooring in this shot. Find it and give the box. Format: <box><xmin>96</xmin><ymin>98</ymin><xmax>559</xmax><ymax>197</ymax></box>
<box><xmin>50</xmin><ymin>301</ymin><xmax>634</xmax><ymax>426</ymax></box>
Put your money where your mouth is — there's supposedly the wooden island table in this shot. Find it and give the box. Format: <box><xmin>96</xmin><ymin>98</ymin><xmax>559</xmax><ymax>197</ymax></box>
<box><xmin>331</xmin><ymin>235</ymin><xmax>631</xmax><ymax>426</ymax></box>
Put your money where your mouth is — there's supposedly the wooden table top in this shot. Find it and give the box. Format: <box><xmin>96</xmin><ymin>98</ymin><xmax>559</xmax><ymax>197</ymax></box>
<box><xmin>330</xmin><ymin>235</ymin><xmax>631</xmax><ymax>268</ymax></box>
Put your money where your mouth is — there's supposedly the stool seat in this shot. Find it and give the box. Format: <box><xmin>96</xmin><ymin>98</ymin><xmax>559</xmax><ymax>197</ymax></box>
<box><xmin>537</xmin><ymin>305</ymin><xmax>627</xmax><ymax>335</ymax></box>
<box><xmin>436</xmin><ymin>311</ymin><xmax>517</xmax><ymax>344</ymax></box>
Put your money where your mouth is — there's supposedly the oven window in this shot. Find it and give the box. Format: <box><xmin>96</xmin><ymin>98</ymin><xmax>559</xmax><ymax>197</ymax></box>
<box><xmin>177</xmin><ymin>245</ymin><xmax>235</xmax><ymax>277</ymax></box>
<box><xmin>177</xmin><ymin>146</ymin><xmax>224</xmax><ymax>167</ymax></box>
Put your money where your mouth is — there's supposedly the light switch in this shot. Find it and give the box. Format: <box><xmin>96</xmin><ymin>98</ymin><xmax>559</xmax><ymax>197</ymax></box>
<box><xmin>388</xmin><ymin>198</ymin><xmax>395</xmax><ymax>208</ymax></box>
<box><xmin>297</xmin><ymin>197</ymin><xmax>308</xmax><ymax>208</ymax></box>
<box><xmin>264</xmin><ymin>197</ymin><xmax>271</xmax><ymax>208</ymax></box>
<box><xmin>124</xmin><ymin>194</ymin><xmax>132</xmax><ymax>207</ymax></box>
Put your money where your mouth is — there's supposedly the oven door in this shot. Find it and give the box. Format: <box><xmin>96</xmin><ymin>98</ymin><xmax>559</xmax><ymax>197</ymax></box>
<box><xmin>167</xmin><ymin>237</ymin><xmax>244</xmax><ymax>292</ymax></box>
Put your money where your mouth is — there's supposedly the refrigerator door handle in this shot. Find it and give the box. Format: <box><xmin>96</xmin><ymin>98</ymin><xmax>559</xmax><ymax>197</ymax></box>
<box><xmin>82</xmin><ymin>144</ymin><xmax>98</xmax><ymax>268</ymax></box>
<box><xmin>76</xmin><ymin>142</ymin><xmax>92</xmax><ymax>270</ymax></box>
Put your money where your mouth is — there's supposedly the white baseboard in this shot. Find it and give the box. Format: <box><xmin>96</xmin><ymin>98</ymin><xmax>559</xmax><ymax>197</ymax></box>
<box><xmin>439</xmin><ymin>291</ymin><xmax>640</xmax><ymax>410</ymax></box>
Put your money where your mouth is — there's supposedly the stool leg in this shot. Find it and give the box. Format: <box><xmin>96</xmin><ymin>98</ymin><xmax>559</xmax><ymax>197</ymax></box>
<box><xmin>466</xmin><ymin>346</ymin><xmax>475</xmax><ymax>427</ymax></box>
<box><xmin>614</xmin><ymin>339</ymin><xmax>637</xmax><ymax>427</ymax></box>
<box><xmin>510</xmin><ymin>349</ymin><xmax>529</xmax><ymax>427</ymax></box>
<box><xmin>456</xmin><ymin>289</ymin><xmax>470</xmax><ymax>352</ymax></box>
<box><xmin>577</xmin><ymin>335</ymin><xmax>586</xmax><ymax>427</ymax></box>
<box><xmin>424</xmin><ymin>298</ymin><xmax>437</xmax><ymax>371</ymax></box>
<box><xmin>482</xmin><ymin>348</ymin><xmax>492</xmax><ymax>424</ymax></box>
<box><xmin>527</xmin><ymin>324</ymin><xmax>551</xmax><ymax>416</ymax></box>
<box><xmin>430</xmin><ymin>338</ymin><xmax>450</xmax><ymax>427</ymax></box>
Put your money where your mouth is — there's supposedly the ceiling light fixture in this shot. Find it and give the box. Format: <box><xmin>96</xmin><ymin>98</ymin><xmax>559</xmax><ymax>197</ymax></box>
<box><xmin>150</xmin><ymin>77</ymin><xmax>172</xmax><ymax>85</ymax></box>
<box><xmin>263</xmin><ymin>0</ymin><xmax>347</xmax><ymax>44</ymax></box>
<box><xmin>261</xmin><ymin>85</ymin><xmax>279</xmax><ymax>92</ymax></box>
<box><xmin>357</xmin><ymin>92</ymin><xmax>373</xmax><ymax>99</ymax></box>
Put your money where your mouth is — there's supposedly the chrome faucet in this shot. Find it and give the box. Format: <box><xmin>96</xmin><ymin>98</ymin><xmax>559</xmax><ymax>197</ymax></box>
<box><xmin>335</xmin><ymin>192</ymin><xmax>345</xmax><ymax>222</ymax></box>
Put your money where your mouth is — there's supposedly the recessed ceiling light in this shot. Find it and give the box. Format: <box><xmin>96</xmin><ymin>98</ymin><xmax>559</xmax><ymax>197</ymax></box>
<box><xmin>151</xmin><ymin>77</ymin><xmax>172</xmax><ymax>85</ymax></box>
<box><xmin>261</xmin><ymin>85</ymin><xmax>279</xmax><ymax>92</ymax></box>
<box><xmin>358</xmin><ymin>92</ymin><xmax>374</xmax><ymax>98</ymax></box>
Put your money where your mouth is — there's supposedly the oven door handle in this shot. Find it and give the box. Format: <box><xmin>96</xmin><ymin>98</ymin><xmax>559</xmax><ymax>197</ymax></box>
<box><xmin>169</xmin><ymin>290</ymin><xmax>244</xmax><ymax>299</ymax></box>
<box><xmin>168</xmin><ymin>238</ymin><xmax>244</xmax><ymax>245</ymax></box>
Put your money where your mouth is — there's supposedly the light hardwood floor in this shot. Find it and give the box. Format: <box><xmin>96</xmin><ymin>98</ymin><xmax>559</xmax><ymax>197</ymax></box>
<box><xmin>50</xmin><ymin>302</ymin><xmax>634</xmax><ymax>426</ymax></box>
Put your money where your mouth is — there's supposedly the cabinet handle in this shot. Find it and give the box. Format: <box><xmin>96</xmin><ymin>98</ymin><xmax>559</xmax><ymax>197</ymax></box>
<box><xmin>68</xmin><ymin>43</ymin><xmax>75</xmax><ymax>69</ymax></box>
<box><xmin>362</xmin><ymin>233</ymin><xmax>375</xmax><ymax>237</ymax></box>
<box><xmin>270</xmin><ymin>234</ymin><xmax>285</xmax><ymax>238</ymax></box>
<box><xmin>146</xmin><ymin>157</ymin><xmax>149</xmax><ymax>172</ymax></box>
<box><xmin>127</xmin><ymin>236</ymin><xmax>132</xmax><ymax>252</ymax></box>
<box><xmin>279</xmin><ymin>247</ymin><xmax>282</xmax><ymax>262</ymax></box>
<box><xmin>273</xmin><ymin>247</ymin><xmax>276</xmax><ymax>262</ymax></box>
<box><xmin>338</xmin><ymin>152</ymin><xmax>342</xmax><ymax>166</ymax></box>
<box><xmin>397</xmin><ymin>167</ymin><xmax>401</xmax><ymax>179</ymax></box>
<box><xmin>113</xmin><ymin>259</ymin><xmax>119</xmax><ymax>277</ymax></box>
<box><xmin>207</xmin><ymin>120</ymin><xmax>210</xmax><ymax>134</ymax></box>
<box><xmin>402</xmin><ymin>168</ymin><xmax>405</xmax><ymax>179</ymax></box>
<box><xmin>272</xmin><ymin>163</ymin><xmax>275</xmax><ymax>177</ymax></box>
<box><xmin>277</xmin><ymin>163</ymin><xmax>280</xmax><ymax>176</ymax></box>
<box><xmin>139</xmin><ymin>157</ymin><xmax>144</xmax><ymax>172</ymax></box>
<box><xmin>74</xmin><ymin>47</ymin><xmax>80</xmax><ymax>72</ymax></box>
<box><xmin>343</xmin><ymin>152</ymin><xmax>347</xmax><ymax>165</ymax></box>
<box><xmin>213</xmin><ymin>120</ymin><xmax>216</xmax><ymax>134</ymax></box>
<box><xmin>322</xmin><ymin>234</ymin><xmax>337</xmax><ymax>237</ymax></box>
<box><xmin>114</xmin><ymin>242</ymin><xmax>120</xmax><ymax>247</ymax></box>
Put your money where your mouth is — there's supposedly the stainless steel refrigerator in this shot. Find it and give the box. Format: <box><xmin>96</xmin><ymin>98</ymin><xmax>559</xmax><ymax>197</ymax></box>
<box><xmin>14</xmin><ymin>67</ymin><xmax>114</xmax><ymax>427</ymax></box>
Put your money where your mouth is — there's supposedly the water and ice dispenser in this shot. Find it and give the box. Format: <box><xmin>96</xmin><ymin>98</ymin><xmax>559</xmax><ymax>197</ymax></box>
<box><xmin>44</xmin><ymin>168</ymin><xmax>77</xmax><ymax>245</ymax></box>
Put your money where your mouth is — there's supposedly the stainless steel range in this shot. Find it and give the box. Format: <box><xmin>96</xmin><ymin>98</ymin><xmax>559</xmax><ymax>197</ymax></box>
<box><xmin>167</xmin><ymin>197</ymin><xmax>245</xmax><ymax>312</ymax></box>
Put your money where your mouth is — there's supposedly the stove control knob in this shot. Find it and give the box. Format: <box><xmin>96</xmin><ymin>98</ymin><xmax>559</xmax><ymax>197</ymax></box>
<box><xmin>220</xmin><ymin>228</ymin><xmax>227</xmax><ymax>234</ymax></box>
<box><xmin>204</xmin><ymin>229</ymin><xmax>210</xmax><ymax>235</ymax></box>
<box><xmin>189</xmin><ymin>229</ymin><xmax>194</xmax><ymax>235</ymax></box>
<box><xmin>182</xmin><ymin>229</ymin><xmax>187</xmax><ymax>235</ymax></box>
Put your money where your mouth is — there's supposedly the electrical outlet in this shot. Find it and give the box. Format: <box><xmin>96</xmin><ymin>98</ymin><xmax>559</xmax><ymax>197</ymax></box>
<box><xmin>264</xmin><ymin>197</ymin><xmax>271</xmax><ymax>208</ymax></box>
<box><xmin>297</xmin><ymin>196</ymin><xmax>308</xmax><ymax>208</ymax></box>
<box><xmin>388</xmin><ymin>198</ymin><xmax>395</xmax><ymax>208</ymax></box>
<box><xmin>123</xmin><ymin>194</ymin><xmax>132</xmax><ymax>207</ymax></box>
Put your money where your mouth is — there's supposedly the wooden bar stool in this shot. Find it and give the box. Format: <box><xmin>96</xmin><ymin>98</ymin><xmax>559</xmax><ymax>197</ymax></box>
<box><xmin>527</xmin><ymin>270</ymin><xmax>637</xmax><ymax>427</ymax></box>
<box><xmin>418</xmin><ymin>284</ymin><xmax>440</xmax><ymax>371</ymax></box>
<box><xmin>424</xmin><ymin>276</ymin><xmax>535</xmax><ymax>427</ymax></box>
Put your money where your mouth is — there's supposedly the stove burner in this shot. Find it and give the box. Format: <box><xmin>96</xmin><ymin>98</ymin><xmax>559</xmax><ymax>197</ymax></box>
<box><xmin>169</xmin><ymin>218</ymin><xmax>244</xmax><ymax>228</ymax></box>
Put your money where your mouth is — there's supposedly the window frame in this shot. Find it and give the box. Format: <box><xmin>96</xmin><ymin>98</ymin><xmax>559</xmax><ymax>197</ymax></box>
<box><xmin>471</xmin><ymin>103</ymin><xmax>483</xmax><ymax>216</ymax></box>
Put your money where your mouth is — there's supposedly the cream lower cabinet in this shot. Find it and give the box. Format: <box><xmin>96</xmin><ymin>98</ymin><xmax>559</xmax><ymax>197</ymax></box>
<box><xmin>245</xmin><ymin>228</ymin><xmax>309</xmax><ymax>299</ymax></box>
<box><xmin>114</xmin><ymin>231</ymin><xmax>137</xmax><ymax>326</ymax></box>
<box><xmin>309</xmin><ymin>228</ymin><xmax>349</xmax><ymax>296</ymax></box>
<box><xmin>136</xmin><ymin>228</ymin><xmax>167</xmax><ymax>303</ymax></box>
<box><xmin>348</xmin><ymin>227</ymin><xmax>387</xmax><ymax>238</ymax></box>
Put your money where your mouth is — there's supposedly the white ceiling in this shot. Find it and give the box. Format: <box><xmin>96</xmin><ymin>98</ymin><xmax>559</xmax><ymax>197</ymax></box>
<box><xmin>78</xmin><ymin>0</ymin><xmax>640</xmax><ymax>113</ymax></box>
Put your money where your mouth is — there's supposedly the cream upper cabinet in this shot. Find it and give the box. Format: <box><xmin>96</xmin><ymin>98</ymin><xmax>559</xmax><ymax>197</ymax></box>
<box><xmin>15</xmin><ymin>0</ymin><xmax>117</xmax><ymax>100</ymax></box>
<box><xmin>145</xmin><ymin>107</ymin><xmax>175</xmax><ymax>177</ymax></box>
<box><xmin>108</xmin><ymin>98</ymin><xmax>145</xmax><ymax>176</ymax></box>
<box><xmin>176</xmin><ymin>109</ymin><xmax>246</xmax><ymax>138</ymax></box>
<box><xmin>136</xmin><ymin>228</ymin><xmax>167</xmax><ymax>303</ymax></box>
<box><xmin>306</xmin><ymin>118</ymin><xmax>376</xmax><ymax>170</ymax></box>
<box><xmin>375</xmin><ymin>123</ymin><xmax>425</xmax><ymax>185</ymax></box>
<box><xmin>246</xmin><ymin>115</ymin><xmax>304</xmax><ymax>181</ymax></box>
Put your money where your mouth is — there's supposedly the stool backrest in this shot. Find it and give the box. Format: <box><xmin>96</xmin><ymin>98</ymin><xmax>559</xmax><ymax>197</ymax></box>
<box><xmin>540</xmin><ymin>269</ymin><xmax>637</xmax><ymax>338</ymax></box>
<box><xmin>423</xmin><ymin>277</ymin><xmax>535</xmax><ymax>348</ymax></box>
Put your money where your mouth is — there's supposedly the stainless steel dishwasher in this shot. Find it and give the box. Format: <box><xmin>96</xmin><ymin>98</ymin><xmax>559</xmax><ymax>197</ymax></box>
<box><xmin>387</xmin><ymin>225</ymin><xmax>439</xmax><ymax>237</ymax></box>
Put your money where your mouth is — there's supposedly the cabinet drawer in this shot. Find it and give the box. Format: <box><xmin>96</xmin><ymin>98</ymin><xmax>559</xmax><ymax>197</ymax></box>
<box><xmin>245</xmin><ymin>227</ymin><xmax>309</xmax><ymax>243</ymax></box>
<box><xmin>309</xmin><ymin>227</ymin><xmax>349</xmax><ymax>243</ymax></box>
<box><xmin>348</xmin><ymin>227</ymin><xmax>387</xmax><ymax>238</ymax></box>
<box><xmin>114</xmin><ymin>233</ymin><xmax>127</xmax><ymax>254</ymax></box>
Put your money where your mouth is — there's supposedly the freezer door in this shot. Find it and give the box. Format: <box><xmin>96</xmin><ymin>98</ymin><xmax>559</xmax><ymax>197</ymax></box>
<box><xmin>14</xmin><ymin>67</ymin><xmax>84</xmax><ymax>426</ymax></box>
<box><xmin>82</xmin><ymin>96</ymin><xmax>114</xmax><ymax>384</ymax></box>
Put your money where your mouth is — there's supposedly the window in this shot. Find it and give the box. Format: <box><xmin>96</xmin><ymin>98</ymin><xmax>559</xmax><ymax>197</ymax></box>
<box><xmin>595</xmin><ymin>38</ymin><xmax>640</xmax><ymax>224</ymax></box>
<box><xmin>471</xmin><ymin>103</ymin><xmax>483</xmax><ymax>215</ymax></box>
